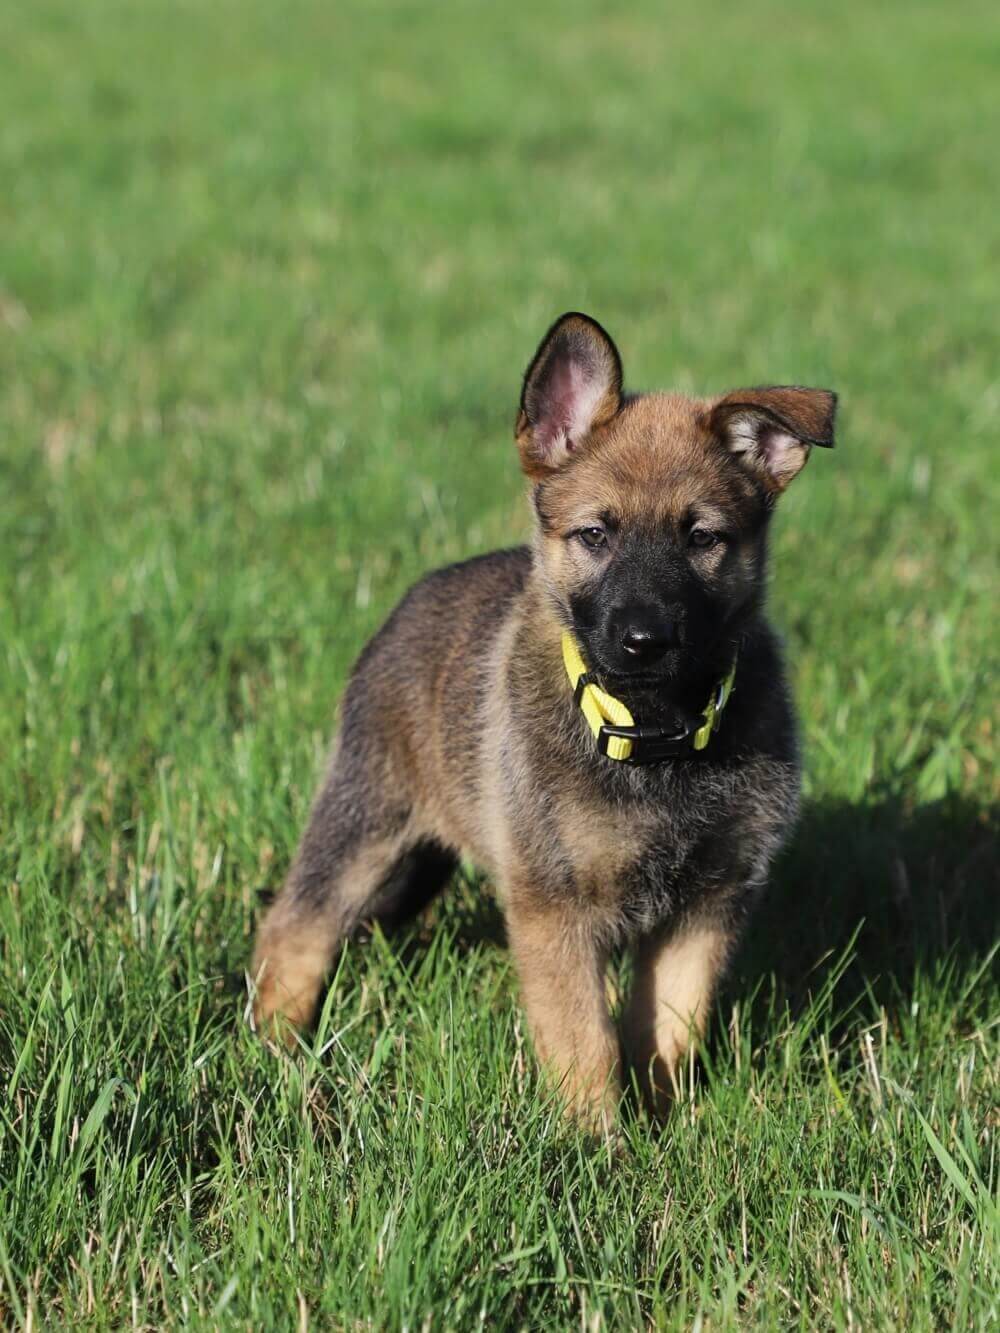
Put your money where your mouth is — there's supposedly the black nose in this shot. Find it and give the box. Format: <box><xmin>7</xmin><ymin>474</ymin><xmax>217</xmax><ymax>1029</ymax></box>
<box><xmin>621</xmin><ymin>623</ymin><xmax>675</xmax><ymax>663</ymax></box>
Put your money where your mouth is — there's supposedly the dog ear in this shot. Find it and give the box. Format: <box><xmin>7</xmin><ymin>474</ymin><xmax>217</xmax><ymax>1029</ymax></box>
<box><xmin>515</xmin><ymin>313</ymin><xmax>623</xmax><ymax>479</ymax></box>
<box><xmin>711</xmin><ymin>386</ymin><xmax>837</xmax><ymax>491</ymax></box>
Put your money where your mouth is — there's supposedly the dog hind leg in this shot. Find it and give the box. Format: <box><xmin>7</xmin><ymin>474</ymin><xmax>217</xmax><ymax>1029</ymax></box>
<box><xmin>251</xmin><ymin>824</ymin><xmax>408</xmax><ymax>1036</ymax></box>
<box><xmin>252</xmin><ymin>834</ymin><xmax>457</xmax><ymax>1039</ymax></box>
<box><xmin>251</xmin><ymin>724</ymin><xmax>457</xmax><ymax>1037</ymax></box>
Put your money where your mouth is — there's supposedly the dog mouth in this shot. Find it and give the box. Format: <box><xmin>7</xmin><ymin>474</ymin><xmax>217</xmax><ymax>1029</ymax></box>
<box><xmin>592</xmin><ymin>653</ymin><xmax>685</xmax><ymax>692</ymax></box>
<box><xmin>600</xmin><ymin>665</ymin><xmax>674</xmax><ymax>686</ymax></box>
<box><xmin>586</xmin><ymin>636</ymin><xmax>725</xmax><ymax>698</ymax></box>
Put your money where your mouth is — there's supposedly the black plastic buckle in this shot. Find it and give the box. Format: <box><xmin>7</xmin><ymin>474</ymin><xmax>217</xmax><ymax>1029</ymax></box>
<box><xmin>596</xmin><ymin>719</ymin><xmax>699</xmax><ymax>765</ymax></box>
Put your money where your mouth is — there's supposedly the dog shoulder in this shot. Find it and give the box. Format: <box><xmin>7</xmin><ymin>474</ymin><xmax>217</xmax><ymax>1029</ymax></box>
<box><xmin>353</xmin><ymin>546</ymin><xmax>531</xmax><ymax>667</ymax></box>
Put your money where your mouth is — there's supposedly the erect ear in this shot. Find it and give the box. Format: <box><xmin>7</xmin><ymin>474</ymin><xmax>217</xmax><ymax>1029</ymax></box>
<box><xmin>515</xmin><ymin>313</ymin><xmax>623</xmax><ymax>479</ymax></box>
<box><xmin>710</xmin><ymin>386</ymin><xmax>837</xmax><ymax>492</ymax></box>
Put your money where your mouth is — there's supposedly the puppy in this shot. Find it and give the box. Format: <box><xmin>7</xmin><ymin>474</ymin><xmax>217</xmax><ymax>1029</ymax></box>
<box><xmin>251</xmin><ymin>313</ymin><xmax>836</xmax><ymax>1122</ymax></box>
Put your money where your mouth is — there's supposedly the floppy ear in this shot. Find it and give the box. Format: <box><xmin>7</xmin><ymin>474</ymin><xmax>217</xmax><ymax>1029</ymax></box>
<box><xmin>710</xmin><ymin>386</ymin><xmax>837</xmax><ymax>492</ymax></box>
<box><xmin>515</xmin><ymin>313</ymin><xmax>623</xmax><ymax>479</ymax></box>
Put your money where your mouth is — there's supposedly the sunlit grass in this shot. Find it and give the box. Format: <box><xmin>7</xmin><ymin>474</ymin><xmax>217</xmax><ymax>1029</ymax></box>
<box><xmin>1</xmin><ymin>0</ymin><xmax>997</xmax><ymax>1326</ymax></box>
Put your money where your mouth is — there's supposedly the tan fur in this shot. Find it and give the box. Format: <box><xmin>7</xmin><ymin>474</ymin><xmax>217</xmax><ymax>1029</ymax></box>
<box><xmin>252</xmin><ymin>915</ymin><xmax>331</xmax><ymax>1039</ymax></box>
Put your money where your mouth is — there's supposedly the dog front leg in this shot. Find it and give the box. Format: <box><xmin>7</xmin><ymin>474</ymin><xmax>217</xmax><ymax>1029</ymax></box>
<box><xmin>622</xmin><ymin>918</ymin><xmax>732</xmax><ymax>1114</ymax></box>
<box><xmin>504</xmin><ymin>895</ymin><xmax>620</xmax><ymax>1128</ymax></box>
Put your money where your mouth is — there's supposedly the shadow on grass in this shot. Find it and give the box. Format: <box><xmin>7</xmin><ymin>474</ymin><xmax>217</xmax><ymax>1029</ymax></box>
<box><xmin>734</xmin><ymin>792</ymin><xmax>998</xmax><ymax>1014</ymax></box>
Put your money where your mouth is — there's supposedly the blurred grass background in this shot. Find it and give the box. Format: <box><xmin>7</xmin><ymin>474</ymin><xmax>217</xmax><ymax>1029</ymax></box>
<box><xmin>1</xmin><ymin>0</ymin><xmax>997</xmax><ymax>1327</ymax></box>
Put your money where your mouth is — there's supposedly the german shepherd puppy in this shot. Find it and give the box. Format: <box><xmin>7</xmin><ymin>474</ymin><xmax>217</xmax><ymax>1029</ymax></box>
<box><xmin>251</xmin><ymin>313</ymin><xmax>836</xmax><ymax>1122</ymax></box>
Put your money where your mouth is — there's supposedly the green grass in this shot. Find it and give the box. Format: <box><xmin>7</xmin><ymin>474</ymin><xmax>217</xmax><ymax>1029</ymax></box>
<box><xmin>1</xmin><ymin>0</ymin><xmax>998</xmax><ymax>1326</ymax></box>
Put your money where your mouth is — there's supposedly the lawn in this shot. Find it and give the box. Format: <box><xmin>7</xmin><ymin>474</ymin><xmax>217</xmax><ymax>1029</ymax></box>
<box><xmin>1</xmin><ymin>0</ymin><xmax>998</xmax><ymax>1326</ymax></box>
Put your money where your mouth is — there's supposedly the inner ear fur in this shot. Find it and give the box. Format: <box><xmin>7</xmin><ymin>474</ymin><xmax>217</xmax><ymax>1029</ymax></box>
<box><xmin>515</xmin><ymin>312</ymin><xmax>623</xmax><ymax>480</ymax></box>
<box><xmin>710</xmin><ymin>385</ymin><xmax>837</xmax><ymax>492</ymax></box>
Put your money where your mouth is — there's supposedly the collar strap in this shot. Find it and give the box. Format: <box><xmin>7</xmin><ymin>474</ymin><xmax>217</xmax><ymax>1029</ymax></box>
<box><xmin>561</xmin><ymin>631</ymin><xmax>736</xmax><ymax>765</ymax></box>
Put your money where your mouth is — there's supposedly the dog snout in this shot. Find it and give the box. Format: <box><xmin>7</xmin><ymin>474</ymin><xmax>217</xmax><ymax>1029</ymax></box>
<box><xmin>619</xmin><ymin>617</ymin><xmax>679</xmax><ymax>665</ymax></box>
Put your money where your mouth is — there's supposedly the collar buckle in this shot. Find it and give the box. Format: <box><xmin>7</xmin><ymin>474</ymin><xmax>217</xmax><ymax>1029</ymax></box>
<box><xmin>596</xmin><ymin>718</ymin><xmax>701</xmax><ymax>765</ymax></box>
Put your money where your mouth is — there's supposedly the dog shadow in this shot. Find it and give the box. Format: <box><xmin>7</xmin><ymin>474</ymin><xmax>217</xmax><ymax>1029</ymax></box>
<box><xmin>732</xmin><ymin>792</ymin><xmax>997</xmax><ymax>1018</ymax></box>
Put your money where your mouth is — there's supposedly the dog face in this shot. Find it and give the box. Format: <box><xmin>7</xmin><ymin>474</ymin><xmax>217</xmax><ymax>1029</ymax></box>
<box><xmin>516</xmin><ymin>313</ymin><xmax>836</xmax><ymax>690</ymax></box>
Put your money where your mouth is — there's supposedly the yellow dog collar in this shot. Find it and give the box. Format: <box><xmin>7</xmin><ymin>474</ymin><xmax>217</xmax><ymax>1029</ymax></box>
<box><xmin>561</xmin><ymin>631</ymin><xmax>736</xmax><ymax>764</ymax></box>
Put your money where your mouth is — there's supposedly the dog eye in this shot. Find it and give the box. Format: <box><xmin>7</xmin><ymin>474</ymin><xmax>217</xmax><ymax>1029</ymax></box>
<box><xmin>689</xmin><ymin>527</ymin><xmax>718</xmax><ymax>549</ymax></box>
<box><xmin>578</xmin><ymin>527</ymin><xmax>607</xmax><ymax>549</ymax></box>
